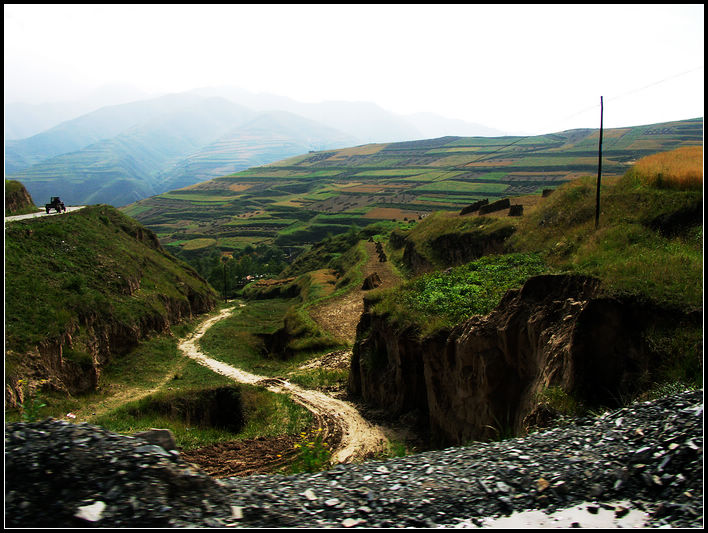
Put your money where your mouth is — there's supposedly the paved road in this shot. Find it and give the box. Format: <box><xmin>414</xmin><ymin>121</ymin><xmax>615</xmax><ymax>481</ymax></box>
<box><xmin>5</xmin><ymin>206</ymin><xmax>86</xmax><ymax>223</ymax></box>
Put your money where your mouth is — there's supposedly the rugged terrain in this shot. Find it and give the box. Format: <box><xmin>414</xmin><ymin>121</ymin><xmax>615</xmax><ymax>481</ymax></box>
<box><xmin>4</xmin><ymin>206</ymin><xmax>218</xmax><ymax>407</ymax></box>
<box><xmin>5</xmin><ymin>389</ymin><xmax>702</xmax><ymax>528</ymax></box>
<box><xmin>4</xmin><ymin>179</ymin><xmax>37</xmax><ymax>216</ymax></box>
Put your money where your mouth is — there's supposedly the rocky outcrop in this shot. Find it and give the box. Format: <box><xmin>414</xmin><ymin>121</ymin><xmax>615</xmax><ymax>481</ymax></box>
<box><xmin>5</xmin><ymin>180</ymin><xmax>36</xmax><ymax>215</ymax></box>
<box><xmin>361</xmin><ymin>272</ymin><xmax>383</xmax><ymax>290</ymax></box>
<box><xmin>478</xmin><ymin>198</ymin><xmax>510</xmax><ymax>214</ymax></box>
<box><xmin>459</xmin><ymin>199</ymin><xmax>489</xmax><ymax>216</ymax></box>
<box><xmin>349</xmin><ymin>274</ymin><xmax>701</xmax><ymax>447</ymax></box>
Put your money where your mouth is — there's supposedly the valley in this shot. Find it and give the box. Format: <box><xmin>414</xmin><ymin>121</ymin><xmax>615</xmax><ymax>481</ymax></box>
<box><xmin>4</xmin><ymin>125</ymin><xmax>703</xmax><ymax>527</ymax></box>
<box><xmin>176</xmin><ymin>304</ymin><xmax>388</xmax><ymax>477</ymax></box>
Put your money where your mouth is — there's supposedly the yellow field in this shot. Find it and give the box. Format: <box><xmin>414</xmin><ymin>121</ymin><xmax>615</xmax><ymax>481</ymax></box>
<box><xmin>633</xmin><ymin>146</ymin><xmax>703</xmax><ymax>190</ymax></box>
<box><xmin>181</xmin><ymin>238</ymin><xmax>217</xmax><ymax>251</ymax></box>
<box><xmin>228</xmin><ymin>183</ymin><xmax>255</xmax><ymax>192</ymax></box>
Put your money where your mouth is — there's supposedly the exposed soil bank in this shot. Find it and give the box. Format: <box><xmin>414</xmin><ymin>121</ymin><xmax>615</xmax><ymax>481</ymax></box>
<box><xmin>350</xmin><ymin>273</ymin><xmax>702</xmax><ymax>447</ymax></box>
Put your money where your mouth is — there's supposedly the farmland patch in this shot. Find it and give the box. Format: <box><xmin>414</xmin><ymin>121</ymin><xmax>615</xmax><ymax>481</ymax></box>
<box><xmin>364</xmin><ymin>207</ymin><xmax>425</xmax><ymax>220</ymax></box>
<box><xmin>180</xmin><ymin>238</ymin><xmax>217</xmax><ymax>251</ymax></box>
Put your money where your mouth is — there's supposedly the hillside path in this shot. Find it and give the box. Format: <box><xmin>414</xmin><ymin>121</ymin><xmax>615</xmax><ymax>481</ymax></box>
<box><xmin>4</xmin><ymin>206</ymin><xmax>86</xmax><ymax>223</ymax></box>
<box><xmin>309</xmin><ymin>241</ymin><xmax>402</xmax><ymax>344</ymax></box>
<box><xmin>178</xmin><ymin>305</ymin><xmax>389</xmax><ymax>474</ymax></box>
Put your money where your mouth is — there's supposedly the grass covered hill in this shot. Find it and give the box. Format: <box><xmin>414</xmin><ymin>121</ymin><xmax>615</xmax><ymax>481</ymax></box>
<box><xmin>366</xmin><ymin>145</ymin><xmax>703</xmax><ymax>387</ymax></box>
<box><xmin>6</xmin><ymin>94</ymin><xmax>358</xmax><ymax>208</ymax></box>
<box><xmin>5</xmin><ymin>205</ymin><xmax>219</xmax><ymax>403</ymax></box>
<box><xmin>123</xmin><ymin>118</ymin><xmax>703</xmax><ymax>264</ymax></box>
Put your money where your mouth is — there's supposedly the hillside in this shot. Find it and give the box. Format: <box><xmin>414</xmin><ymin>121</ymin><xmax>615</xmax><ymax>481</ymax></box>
<box><xmin>4</xmin><ymin>205</ymin><xmax>218</xmax><ymax>405</ymax></box>
<box><xmin>123</xmin><ymin>118</ymin><xmax>703</xmax><ymax>269</ymax></box>
<box><xmin>348</xmin><ymin>146</ymin><xmax>703</xmax><ymax>446</ymax></box>
<box><xmin>5</xmin><ymin>94</ymin><xmax>357</xmax><ymax>207</ymax></box>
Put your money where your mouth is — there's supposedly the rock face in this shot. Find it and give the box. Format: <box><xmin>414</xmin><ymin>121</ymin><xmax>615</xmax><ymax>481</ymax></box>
<box><xmin>349</xmin><ymin>274</ymin><xmax>700</xmax><ymax>446</ymax></box>
<box><xmin>361</xmin><ymin>272</ymin><xmax>382</xmax><ymax>290</ymax></box>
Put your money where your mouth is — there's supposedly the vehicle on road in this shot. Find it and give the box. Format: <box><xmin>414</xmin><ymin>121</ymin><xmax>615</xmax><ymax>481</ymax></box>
<box><xmin>45</xmin><ymin>197</ymin><xmax>66</xmax><ymax>214</ymax></box>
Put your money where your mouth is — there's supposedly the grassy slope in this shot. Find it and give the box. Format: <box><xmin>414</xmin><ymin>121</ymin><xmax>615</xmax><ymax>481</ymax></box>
<box><xmin>5</xmin><ymin>205</ymin><xmax>216</xmax><ymax>359</ymax></box>
<box><xmin>123</xmin><ymin>118</ymin><xmax>703</xmax><ymax>258</ymax></box>
<box><xmin>366</xmin><ymin>147</ymin><xmax>702</xmax><ymax>390</ymax></box>
<box><xmin>5</xmin><ymin>207</ymin><xmax>313</xmax><ymax>449</ymax></box>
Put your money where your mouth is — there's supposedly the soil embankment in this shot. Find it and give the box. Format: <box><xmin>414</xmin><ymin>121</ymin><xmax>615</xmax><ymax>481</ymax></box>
<box><xmin>350</xmin><ymin>272</ymin><xmax>703</xmax><ymax>447</ymax></box>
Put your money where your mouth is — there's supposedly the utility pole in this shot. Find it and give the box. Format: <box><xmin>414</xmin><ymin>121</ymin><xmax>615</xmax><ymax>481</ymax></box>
<box><xmin>595</xmin><ymin>96</ymin><xmax>604</xmax><ymax>229</ymax></box>
<box><xmin>222</xmin><ymin>256</ymin><xmax>228</xmax><ymax>303</ymax></box>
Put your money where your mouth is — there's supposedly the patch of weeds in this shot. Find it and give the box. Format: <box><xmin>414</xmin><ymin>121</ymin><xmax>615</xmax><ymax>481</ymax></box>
<box><xmin>535</xmin><ymin>386</ymin><xmax>580</xmax><ymax>416</ymax></box>
<box><xmin>18</xmin><ymin>379</ymin><xmax>48</xmax><ymax>422</ymax></box>
<box><xmin>289</xmin><ymin>428</ymin><xmax>332</xmax><ymax>473</ymax></box>
<box><xmin>373</xmin><ymin>253</ymin><xmax>549</xmax><ymax>336</ymax></box>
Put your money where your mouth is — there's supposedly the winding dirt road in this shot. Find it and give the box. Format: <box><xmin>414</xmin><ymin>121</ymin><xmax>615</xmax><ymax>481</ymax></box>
<box><xmin>178</xmin><ymin>305</ymin><xmax>389</xmax><ymax>467</ymax></box>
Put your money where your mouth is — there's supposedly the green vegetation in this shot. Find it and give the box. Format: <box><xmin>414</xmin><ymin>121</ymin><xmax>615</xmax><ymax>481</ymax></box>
<box><xmin>4</xmin><ymin>205</ymin><xmax>216</xmax><ymax>355</ymax></box>
<box><xmin>508</xmin><ymin>172</ymin><xmax>703</xmax><ymax>309</ymax></box>
<box><xmin>369</xmin><ymin>253</ymin><xmax>549</xmax><ymax>336</ymax></box>
<box><xmin>5</xmin><ymin>310</ymin><xmax>313</xmax><ymax>451</ymax></box>
<box><xmin>289</xmin><ymin>429</ymin><xmax>332</xmax><ymax>473</ymax></box>
<box><xmin>124</xmin><ymin>118</ymin><xmax>702</xmax><ymax>276</ymax></box>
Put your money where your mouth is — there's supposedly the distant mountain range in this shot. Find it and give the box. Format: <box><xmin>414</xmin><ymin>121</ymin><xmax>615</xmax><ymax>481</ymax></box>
<box><xmin>5</xmin><ymin>87</ymin><xmax>505</xmax><ymax>207</ymax></box>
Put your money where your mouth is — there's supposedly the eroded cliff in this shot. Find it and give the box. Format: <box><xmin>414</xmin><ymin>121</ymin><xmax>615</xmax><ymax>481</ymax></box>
<box><xmin>349</xmin><ymin>274</ymin><xmax>701</xmax><ymax>446</ymax></box>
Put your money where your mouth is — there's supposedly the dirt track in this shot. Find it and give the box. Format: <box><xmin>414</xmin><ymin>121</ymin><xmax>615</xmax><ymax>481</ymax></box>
<box><xmin>309</xmin><ymin>241</ymin><xmax>401</xmax><ymax>344</ymax></box>
<box><xmin>178</xmin><ymin>306</ymin><xmax>389</xmax><ymax>477</ymax></box>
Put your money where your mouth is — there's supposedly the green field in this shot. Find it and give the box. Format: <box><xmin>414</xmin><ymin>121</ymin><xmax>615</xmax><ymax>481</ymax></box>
<box><xmin>122</xmin><ymin>118</ymin><xmax>703</xmax><ymax>263</ymax></box>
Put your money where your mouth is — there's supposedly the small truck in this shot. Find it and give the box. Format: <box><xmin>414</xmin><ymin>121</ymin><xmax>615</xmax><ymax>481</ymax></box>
<box><xmin>45</xmin><ymin>197</ymin><xmax>67</xmax><ymax>214</ymax></box>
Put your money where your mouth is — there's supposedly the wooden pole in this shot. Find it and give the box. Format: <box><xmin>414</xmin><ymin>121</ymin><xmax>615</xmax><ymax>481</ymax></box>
<box><xmin>595</xmin><ymin>96</ymin><xmax>604</xmax><ymax>229</ymax></box>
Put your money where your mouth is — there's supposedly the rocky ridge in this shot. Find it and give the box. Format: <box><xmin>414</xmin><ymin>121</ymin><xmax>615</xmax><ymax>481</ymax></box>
<box><xmin>4</xmin><ymin>389</ymin><xmax>703</xmax><ymax>528</ymax></box>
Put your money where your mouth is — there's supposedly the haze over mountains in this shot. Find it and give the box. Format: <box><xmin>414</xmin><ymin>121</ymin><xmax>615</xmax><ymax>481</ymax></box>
<box><xmin>5</xmin><ymin>86</ymin><xmax>505</xmax><ymax>207</ymax></box>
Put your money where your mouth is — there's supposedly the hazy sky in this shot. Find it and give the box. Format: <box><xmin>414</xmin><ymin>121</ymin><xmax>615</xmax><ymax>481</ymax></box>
<box><xmin>4</xmin><ymin>4</ymin><xmax>704</xmax><ymax>134</ymax></box>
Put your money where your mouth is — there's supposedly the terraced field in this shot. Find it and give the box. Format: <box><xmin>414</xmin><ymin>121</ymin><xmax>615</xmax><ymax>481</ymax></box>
<box><xmin>122</xmin><ymin>118</ymin><xmax>703</xmax><ymax>257</ymax></box>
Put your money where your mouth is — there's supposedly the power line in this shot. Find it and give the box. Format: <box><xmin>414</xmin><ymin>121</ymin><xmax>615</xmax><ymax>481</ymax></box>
<box><xmin>467</xmin><ymin>66</ymin><xmax>703</xmax><ymax>164</ymax></box>
<box><xmin>605</xmin><ymin>66</ymin><xmax>704</xmax><ymax>104</ymax></box>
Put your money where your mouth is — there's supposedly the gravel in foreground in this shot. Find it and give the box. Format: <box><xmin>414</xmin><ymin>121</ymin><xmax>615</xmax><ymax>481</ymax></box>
<box><xmin>4</xmin><ymin>390</ymin><xmax>703</xmax><ymax>528</ymax></box>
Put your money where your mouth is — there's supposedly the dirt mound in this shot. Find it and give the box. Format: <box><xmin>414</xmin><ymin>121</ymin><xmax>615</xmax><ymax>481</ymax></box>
<box><xmin>181</xmin><ymin>435</ymin><xmax>302</xmax><ymax>478</ymax></box>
